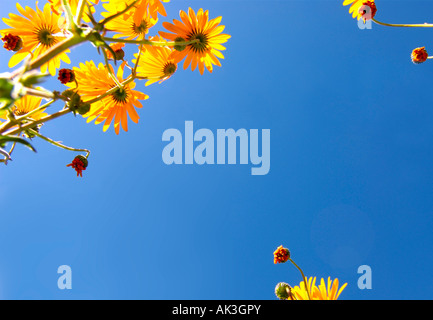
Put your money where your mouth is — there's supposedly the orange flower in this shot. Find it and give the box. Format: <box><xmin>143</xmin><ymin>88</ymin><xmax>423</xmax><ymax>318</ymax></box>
<box><xmin>273</xmin><ymin>245</ymin><xmax>290</xmax><ymax>264</ymax></box>
<box><xmin>66</xmin><ymin>60</ymin><xmax>148</xmax><ymax>134</ymax></box>
<box><xmin>0</xmin><ymin>2</ymin><xmax>71</xmax><ymax>76</ymax></box>
<box><xmin>132</xmin><ymin>36</ymin><xmax>178</xmax><ymax>86</ymax></box>
<box><xmin>159</xmin><ymin>8</ymin><xmax>230</xmax><ymax>75</ymax></box>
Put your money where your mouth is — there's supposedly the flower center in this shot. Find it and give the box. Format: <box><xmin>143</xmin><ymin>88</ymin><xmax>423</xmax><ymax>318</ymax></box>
<box><xmin>36</xmin><ymin>27</ymin><xmax>56</xmax><ymax>47</ymax></box>
<box><xmin>163</xmin><ymin>62</ymin><xmax>177</xmax><ymax>76</ymax></box>
<box><xmin>111</xmin><ymin>87</ymin><xmax>129</xmax><ymax>104</ymax></box>
<box><xmin>188</xmin><ymin>32</ymin><xmax>209</xmax><ymax>53</ymax></box>
<box><xmin>13</xmin><ymin>107</ymin><xmax>28</xmax><ymax>116</ymax></box>
<box><xmin>132</xmin><ymin>20</ymin><xmax>148</xmax><ymax>35</ymax></box>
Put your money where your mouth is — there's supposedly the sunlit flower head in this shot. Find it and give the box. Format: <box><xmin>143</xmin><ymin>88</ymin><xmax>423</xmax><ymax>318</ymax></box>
<box><xmin>102</xmin><ymin>1</ymin><xmax>157</xmax><ymax>40</ymax></box>
<box><xmin>291</xmin><ymin>277</ymin><xmax>347</xmax><ymax>300</ymax></box>
<box><xmin>66</xmin><ymin>60</ymin><xmax>148</xmax><ymax>134</ymax></box>
<box><xmin>343</xmin><ymin>0</ymin><xmax>376</xmax><ymax>21</ymax></box>
<box><xmin>132</xmin><ymin>36</ymin><xmax>177</xmax><ymax>86</ymax></box>
<box><xmin>48</xmin><ymin>0</ymin><xmax>99</xmax><ymax>22</ymax></box>
<box><xmin>1</xmin><ymin>2</ymin><xmax>71</xmax><ymax>76</ymax></box>
<box><xmin>102</xmin><ymin>0</ymin><xmax>169</xmax><ymax>19</ymax></box>
<box><xmin>273</xmin><ymin>245</ymin><xmax>290</xmax><ymax>264</ymax></box>
<box><xmin>7</xmin><ymin>95</ymin><xmax>48</xmax><ymax>121</ymax></box>
<box><xmin>159</xmin><ymin>8</ymin><xmax>231</xmax><ymax>75</ymax></box>
<box><xmin>411</xmin><ymin>47</ymin><xmax>428</xmax><ymax>64</ymax></box>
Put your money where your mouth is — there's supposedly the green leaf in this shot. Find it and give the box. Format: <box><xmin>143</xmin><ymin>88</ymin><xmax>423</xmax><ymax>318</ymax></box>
<box><xmin>0</xmin><ymin>135</ymin><xmax>37</xmax><ymax>153</ymax></box>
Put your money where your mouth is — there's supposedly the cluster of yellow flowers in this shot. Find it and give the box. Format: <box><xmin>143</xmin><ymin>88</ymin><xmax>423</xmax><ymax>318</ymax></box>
<box><xmin>343</xmin><ymin>0</ymin><xmax>432</xmax><ymax>64</ymax></box>
<box><xmin>0</xmin><ymin>0</ymin><xmax>230</xmax><ymax>176</ymax></box>
<box><xmin>273</xmin><ymin>245</ymin><xmax>347</xmax><ymax>300</ymax></box>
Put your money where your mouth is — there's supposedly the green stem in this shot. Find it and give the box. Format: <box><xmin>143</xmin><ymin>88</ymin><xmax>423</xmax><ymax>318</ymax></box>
<box><xmin>24</xmin><ymin>87</ymin><xmax>56</xmax><ymax>100</ymax></box>
<box><xmin>289</xmin><ymin>258</ymin><xmax>311</xmax><ymax>300</ymax></box>
<box><xmin>132</xmin><ymin>45</ymin><xmax>144</xmax><ymax>77</ymax></box>
<box><xmin>373</xmin><ymin>18</ymin><xmax>433</xmax><ymax>28</ymax></box>
<box><xmin>28</xmin><ymin>128</ymin><xmax>90</xmax><ymax>157</ymax></box>
<box><xmin>3</xmin><ymin>108</ymin><xmax>72</xmax><ymax>136</ymax></box>
<box><xmin>102</xmin><ymin>37</ymin><xmax>199</xmax><ymax>47</ymax></box>
<box><xmin>62</xmin><ymin>0</ymin><xmax>80</xmax><ymax>33</ymax></box>
<box><xmin>74</xmin><ymin>0</ymin><xmax>87</xmax><ymax>25</ymax></box>
<box><xmin>102</xmin><ymin>49</ymin><xmax>123</xmax><ymax>88</ymax></box>
<box><xmin>99</xmin><ymin>0</ymin><xmax>139</xmax><ymax>26</ymax></box>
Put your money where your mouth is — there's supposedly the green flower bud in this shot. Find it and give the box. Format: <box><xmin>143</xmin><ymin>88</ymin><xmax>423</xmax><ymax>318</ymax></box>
<box><xmin>174</xmin><ymin>37</ymin><xmax>187</xmax><ymax>52</ymax></box>
<box><xmin>275</xmin><ymin>282</ymin><xmax>291</xmax><ymax>300</ymax></box>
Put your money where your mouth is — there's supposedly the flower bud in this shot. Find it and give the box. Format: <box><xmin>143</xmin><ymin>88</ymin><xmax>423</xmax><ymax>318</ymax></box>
<box><xmin>58</xmin><ymin>69</ymin><xmax>75</xmax><ymax>84</ymax></box>
<box><xmin>411</xmin><ymin>47</ymin><xmax>428</xmax><ymax>64</ymax></box>
<box><xmin>273</xmin><ymin>245</ymin><xmax>290</xmax><ymax>264</ymax></box>
<box><xmin>66</xmin><ymin>155</ymin><xmax>88</xmax><ymax>177</ymax></box>
<box><xmin>358</xmin><ymin>1</ymin><xmax>377</xmax><ymax>21</ymax></box>
<box><xmin>174</xmin><ymin>37</ymin><xmax>187</xmax><ymax>52</ymax></box>
<box><xmin>275</xmin><ymin>282</ymin><xmax>291</xmax><ymax>300</ymax></box>
<box><xmin>106</xmin><ymin>43</ymin><xmax>125</xmax><ymax>61</ymax></box>
<box><xmin>2</xmin><ymin>34</ymin><xmax>23</xmax><ymax>52</ymax></box>
<box><xmin>78</xmin><ymin>102</ymin><xmax>91</xmax><ymax>115</ymax></box>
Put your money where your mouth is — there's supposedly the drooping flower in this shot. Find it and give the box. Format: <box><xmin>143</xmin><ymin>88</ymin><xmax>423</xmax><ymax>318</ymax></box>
<box><xmin>1</xmin><ymin>2</ymin><xmax>71</xmax><ymax>76</ymax></box>
<box><xmin>67</xmin><ymin>155</ymin><xmax>88</xmax><ymax>177</ymax></box>
<box><xmin>291</xmin><ymin>277</ymin><xmax>347</xmax><ymax>300</ymax></box>
<box><xmin>159</xmin><ymin>8</ymin><xmax>231</xmax><ymax>75</ymax></box>
<box><xmin>132</xmin><ymin>36</ymin><xmax>177</xmax><ymax>86</ymax></box>
<box><xmin>101</xmin><ymin>0</ymin><xmax>157</xmax><ymax>40</ymax></box>
<box><xmin>411</xmin><ymin>47</ymin><xmax>428</xmax><ymax>64</ymax></box>
<box><xmin>343</xmin><ymin>0</ymin><xmax>376</xmax><ymax>21</ymax></box>
<box><xmin>66</xmin><ymin>60</ymin><xmax>148</xmax><ymax>134</ymax></box>
<box><xmin>273</xmin><ymin>245</ymin><xmax>290</xmax><ymax>264</ymax></box>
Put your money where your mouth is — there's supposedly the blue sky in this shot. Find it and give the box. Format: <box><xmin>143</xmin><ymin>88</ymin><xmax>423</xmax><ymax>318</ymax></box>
<box><xmin>1</xmin><ymin>0</ymin><xmax>433</xmax><ymax>300</ymax></box>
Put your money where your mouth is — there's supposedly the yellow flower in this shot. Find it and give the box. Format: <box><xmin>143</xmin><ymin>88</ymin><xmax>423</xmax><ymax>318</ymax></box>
<box><xmin>0</xmin><ymin>95</ymin><xmax>48</xmax><ymax>121</ymax></box>
<box><xmin>343</xmin><ymin>0</ymin><xmax>376</xmax><ymax>21</ymax></box>
<box><xmin>132</xmin><ymin>36</ymin><xmax>177</xmax><ymax>86</ymax></box>
<box><xmin>291</xmin><ymin>277</ymin><xmax>347</xmax><ymax>300</ymax></box>
<box><xmin>48</xmin><ymin>0</ymin><xmax>99</xmax><ymax>22</ymax></box>
<box><xmin>101</xmin><ymin>1</ymin><xmax>157</xmax><ymax>40</ymax></box>
<box><xmin>67</xmin><ymin>61</ymin><xmax>148</xmax><ymax>135</ymax></box>
<box><xmin>159</xmin><ymin>8</ymin><xmax>231</xmax><ymax>75</ymax></box>
<box><xmin>101</xmin><ymin>0</ymin><xmax>169</xmax><ymax>19</ymax></box>
<box><xmin>1</xmin><ymin>2</ymin><xmax>71</xmax><ymax>76</ymax></box>
<box><xmin>313</xmin><ymin>277</ymin><xmax>348</xmax><ymax>300</ymax></box>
